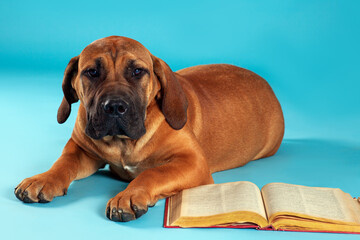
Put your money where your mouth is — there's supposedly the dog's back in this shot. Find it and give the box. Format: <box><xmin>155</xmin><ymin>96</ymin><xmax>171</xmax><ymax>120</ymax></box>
<box><xmin>177</xmin><ymin>64</ymin><xmax>284</xmax><ymax>173</ymax></box>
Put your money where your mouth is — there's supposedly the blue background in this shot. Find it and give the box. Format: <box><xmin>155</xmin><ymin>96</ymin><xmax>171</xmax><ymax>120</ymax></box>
<box><xmin>1</xmin><ymin>0</ymin><xmax>359</xmax><ymax>239</ymax></box>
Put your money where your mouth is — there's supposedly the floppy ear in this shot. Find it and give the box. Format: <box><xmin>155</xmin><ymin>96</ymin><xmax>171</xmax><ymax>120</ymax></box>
<box><xmin>151</xmin><ymin>55</ymin><xmax>188</xmax><ymax>130</ymax></box>
<box><xmin>57</xmin><ymin>56</ymin><xmax>79</xmax><ymax>124</ymax></box>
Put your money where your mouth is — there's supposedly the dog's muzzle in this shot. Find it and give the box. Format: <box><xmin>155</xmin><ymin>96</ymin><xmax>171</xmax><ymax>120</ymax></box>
<box><xmin>85</xmin><ymin>96</ymin><xmax>146</xmax><ymax>140</ymax></box>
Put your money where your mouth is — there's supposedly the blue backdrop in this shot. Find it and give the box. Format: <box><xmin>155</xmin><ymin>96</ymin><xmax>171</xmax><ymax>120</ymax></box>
<box><xmin>1</xmin><ymin>1</ymin><xmax>359</xmax><ymax>240</ymax></box>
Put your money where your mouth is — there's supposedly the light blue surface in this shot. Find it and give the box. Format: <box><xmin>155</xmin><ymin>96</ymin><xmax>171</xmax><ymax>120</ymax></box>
<box><xmin>1</xmin><ymin>1</ymin><xmax>359</xmax><ymax>239</ymax></box>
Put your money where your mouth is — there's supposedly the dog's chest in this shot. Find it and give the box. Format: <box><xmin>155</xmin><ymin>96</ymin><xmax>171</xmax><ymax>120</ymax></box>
<box><xmin>100</xmin><ymin>139</ymin><xmax>146</xmax><ymax>180</ymax></box>
<box><xmin>109</xmin><ymin>163</ymin><xmax>140</xmax><ymax>181</ymax></box>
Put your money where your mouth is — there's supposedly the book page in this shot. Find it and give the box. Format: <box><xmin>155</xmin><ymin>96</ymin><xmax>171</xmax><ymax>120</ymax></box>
<box><xmin>261</xmin><ymin>183</ymin><xmax>360</xmax><ymax>224</ymax></box>
<box><xmin>168</xmin><ymin>191</ymin><xmax>184</xmax><ymax>226</ymax></box>
<box><xmin>180</xmin><ymin>181</ymin><xmax>267</xmax><ymax>219</ymax></box>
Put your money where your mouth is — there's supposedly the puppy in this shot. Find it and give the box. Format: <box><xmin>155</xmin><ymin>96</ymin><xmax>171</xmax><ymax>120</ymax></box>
<box><xmin>15</xmin><ymin>36</ymin><xmax>284</xmax><ymax>222</ymax></box>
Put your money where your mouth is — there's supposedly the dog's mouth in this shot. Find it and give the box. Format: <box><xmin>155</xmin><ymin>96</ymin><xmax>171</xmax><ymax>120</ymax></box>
<box><xmin>102</xmin><ymin>135</ymin><xmax>131</xmax><ymax>141</ymax></box>
<box><xmin>85</xmin><ymin>117</ymin><xmax>146</xmax><ymax>140</ymax></box>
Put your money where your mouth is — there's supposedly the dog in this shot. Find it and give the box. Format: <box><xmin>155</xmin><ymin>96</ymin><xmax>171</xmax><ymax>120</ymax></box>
<box><xmin>15</xmin><ymin>36</ymin><xmax>284</xmax><ymax>222</ymax></box>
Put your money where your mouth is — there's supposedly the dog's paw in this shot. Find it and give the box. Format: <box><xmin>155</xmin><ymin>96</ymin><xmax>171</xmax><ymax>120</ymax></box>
<box><xmin>106</xmin><ymin>188</ymin><xmax>155</xmax><ymax>222</ymax></box>
<box><xmin>14</xmin><ymin>173</ymin><xmax>68</xmax><ymax>203</ymax></box>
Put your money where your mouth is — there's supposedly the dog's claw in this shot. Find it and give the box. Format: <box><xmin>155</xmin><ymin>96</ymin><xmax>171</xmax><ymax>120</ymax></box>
<box><xmin>121</xmin><ymin>212</ymin><xmax>135</xmax><ymax>222</ymax></box>
<box><xmin>22</xmin><ymin>191</ymin><xmax>35</xmax><ymax>203</ymax></box>
<box><xmin>111</xmin><ymin>208</ymin><xmax>121</xmax><ymax>222</ymax></box>
<box><xmin>15</xmin><ymin>189</ymin><xmax>22</xmax><ymax>201</ymax></box>
<box><xmin>106</xmin><ymin>207</ymin><xmax>110</xmax><ymax>219</ymax></box>
<box><xmin>38</xmin><ymin>192</ymin><xmax>50</xmax><ymax>203</ymax></box>
<box><xmin>107</xmin><ymin>206</ymin><xmax>137</xmax><ymax>222</ymax></box>
<box><xmin>132</xmin><ymin>205</ymin><xmax>147</xmax><ymax>219</ymax></box>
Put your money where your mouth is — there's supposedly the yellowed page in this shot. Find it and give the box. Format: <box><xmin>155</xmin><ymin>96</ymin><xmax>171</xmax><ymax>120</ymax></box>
<box><xmin>173</xmin><ymin>211</ymin><xmax>267</xmax><ymax>228</ymax></box>
<box><xmin>261</xmin><ymin>183</ymin><xmax>360</xmax><ymax>225</ymax></box>
<box><xmin>180</xmin><ymin>181</ymin><xmax>266</xmax><ymax>219</ymax></box>
<box><xmin>272</xmin><ymin>218</ymin><xmax>360</xmax><ymax>233</ymax></box>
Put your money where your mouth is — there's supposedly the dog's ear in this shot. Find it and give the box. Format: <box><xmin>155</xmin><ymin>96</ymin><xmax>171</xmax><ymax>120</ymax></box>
<box><xmin>151</xmin><ymin>55</ymin><xmax>188</xmax><ymax>130</ymax></box>
<box><xmin>57</xmin><ymin>56</ymin><xmax>79</xmax><ymax>124</ymax></box>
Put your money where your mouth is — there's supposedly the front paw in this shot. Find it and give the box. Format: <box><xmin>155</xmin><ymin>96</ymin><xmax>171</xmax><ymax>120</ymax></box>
<box><xmin>106</xmin><ymin>188</ymin><xmax>155</xmax><ymax>222</ymax></box>
<box><xmin>15</xmin><ymin>173</ymin><xmax>68</xmax><ymax>203</ymax></box>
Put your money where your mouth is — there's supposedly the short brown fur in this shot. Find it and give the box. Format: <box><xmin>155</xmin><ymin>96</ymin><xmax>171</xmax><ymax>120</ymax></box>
<box><xmin>15</xmin><ymin>36</ymin><xmax>284</xmax><ymax>222</ymax></box>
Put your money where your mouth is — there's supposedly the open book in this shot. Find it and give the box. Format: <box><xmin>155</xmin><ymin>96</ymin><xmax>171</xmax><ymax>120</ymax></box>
<box><xmin>164</xmin><ymin>182</ymin><xmax>360</xmax><ymax>233</ymax></box>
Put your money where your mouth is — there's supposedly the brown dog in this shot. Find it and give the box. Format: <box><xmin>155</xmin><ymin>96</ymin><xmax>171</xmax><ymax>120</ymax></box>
<box><xmin>15</xmin><ymin>36</ymin><xmax>284</xmax><ymax>222</ymax></box>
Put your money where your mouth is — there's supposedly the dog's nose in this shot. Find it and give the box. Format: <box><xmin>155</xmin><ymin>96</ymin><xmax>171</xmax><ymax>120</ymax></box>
<box><xmin>102</xmin><ymin>99</ymin><xmax>128</xmax><ymax>116</ymax></box>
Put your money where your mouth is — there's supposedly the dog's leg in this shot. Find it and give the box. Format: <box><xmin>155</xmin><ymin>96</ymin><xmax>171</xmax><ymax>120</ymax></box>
<box><xmin>106</xmin><ymin>150</ymin><xmax>214</xmax><ymax>222</ymax></box>
<box><xmin>15</xmin><ymin>138</ymin><xmax>104</xmax><ymax>203</ymax></box>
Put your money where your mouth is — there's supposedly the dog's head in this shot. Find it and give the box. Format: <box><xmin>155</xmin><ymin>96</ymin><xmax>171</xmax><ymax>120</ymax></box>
<box><xmin>57</xmin><ymin>36</ymin><xmax>188</xmax><ymax>140</ymax></box>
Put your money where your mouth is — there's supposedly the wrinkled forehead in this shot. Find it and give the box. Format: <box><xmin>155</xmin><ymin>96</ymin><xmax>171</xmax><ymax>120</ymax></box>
<box><xmin>79</xmin><ymin>36</ymin><xmax>152</xmax><ymax>68</ymax></box>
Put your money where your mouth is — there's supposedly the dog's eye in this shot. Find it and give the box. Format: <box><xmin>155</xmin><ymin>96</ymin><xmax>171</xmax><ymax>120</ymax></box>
<box><xmin>87</xmin><ymin>69</ymin><xmax>99</xmax><ymax>78</ymax></box>
<box><xmin>132</xmin><ymin>68</ymin><xmax>143</xmax><ymax>77</ymax></box>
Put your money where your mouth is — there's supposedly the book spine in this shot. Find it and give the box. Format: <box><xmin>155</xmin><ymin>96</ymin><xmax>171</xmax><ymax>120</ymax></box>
<box><xmin>258</xmin><ymin>225</ymin><xmax>274</xmax><ymax>231</ymax></box>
